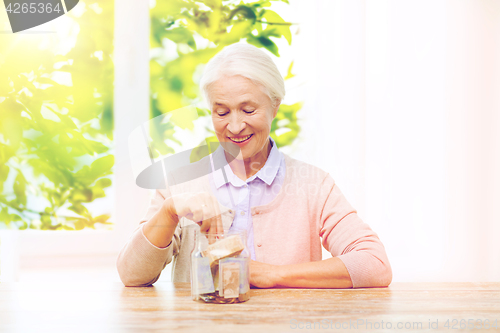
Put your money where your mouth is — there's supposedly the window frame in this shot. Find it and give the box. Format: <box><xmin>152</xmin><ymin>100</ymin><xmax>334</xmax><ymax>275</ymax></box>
<box><xmin>18</xmin><ymin>0</ymin><xmax>151</xmax><ymax>260</ymax></box>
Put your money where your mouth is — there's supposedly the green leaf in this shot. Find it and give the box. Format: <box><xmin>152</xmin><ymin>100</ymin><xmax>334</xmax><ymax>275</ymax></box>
<box><xmin>17</xmin><ymin>219</ymin><xmax>28</xmax><ymax>230</ymax></box>
<box><xmin>204</xmin><ymin>0</ymin><xmax>222</xmax><ymax>10</ymax></box>
<box><xmin>152</xmin><ymin>0</ymin><xmax>193</xmax><ymax>18</ymax></box>
<box><xmin>164</xmin><ymin>27</ymin><xmax>197</xmax><ymax>50</ymax></box>
<box><xmin>88</xmin><ymin>155</ymin><xmax>114</xmax><ymax>181</ymax></box>
<box><xmin>229</xmin><ymin>5</ymin><xmax>257</xmax><ymax>21</ymax></box>
<box><xmin>40</xmin><ymin>213</ymin><xmax>52</xmax><ymax>228</ymax></box>
<box><xmin>93</xmin><ymin>214</ymin><xmax>111</xmax><ymax>223</ymax></box>
<box><xmin>73</xmin><ymin>220</ymin><xmax>85</xmax><ymax>230</ymax></box>
<box><xmin>0</xmin><ymin>111</ymin><xmax>23</xmax><ymax>150</ymax></box>
<box><xmin>0</xmin><ymin>165</ymin><xmax>8</xmax><ymax>193</ymax></box>
<box><xmin>27</xmin><ymin>159</ymin><xmax>70</xmax><ymax>186</ymax></box>
<box><xmin>259</xmin><ymin>10</ymin><xmax>292</xmax><ymax>45</ymax></box>
<box><xmin>169</xmin><ymin>106</ymin><xmax>199</xmax><ymax>130</ymax></box>
<box><xmin>284</xmin><ymin>61</ymin><xmax>295</xmax><ymax>80</ymax></box>
<box><xmin>270</xmin><ymin>102</ymin><xmax>302</xmax><ymax>147</ymax></box>
<box><xmin>0</xmin><ymin>143</ymin><xmax>15</xmax><ymax>164</ymax></box>
<box><xmin>0</xmin><ymin>207</ymin><xmax>11</xmax><ymax>226</ymax></box>
<box><xmin>101</xmin><ymin>104</ymin><xmax>114</xmax><ymax>138</ymax></box>
<box><xmin>68</xmin><ymin>203</ymin><xmax>90</xmax><ymax>217</ymax></box>
<box><xmin>71</xmin><ymin>188</ymin><xmax>93</xmax><ymax>202</ymax></box>
<box><xmin>84</xmin><ymin>218</ymin><xmax>96</xmax><ymax>229</ymax></box>
<box><xmin>247</xmin><ymin>35</ymin><xmax>280</xmax><ymax>56</ymax></box>
<box><xmin>95</xmin><ymin>178</ymin><xmax>112</xmax><ymax>188</ymax></box>
<box><xmin>87</xmin><ymin>140</ymin><xmax>109</xmax><ymax>154</ymax></box>
<box><xmin>91</xmin><ymin>186</ymin><xmax>105</xmax><ymax>200</ymax></box>
<box><xmin>221</xmin><ymin>20</ymin><xmax>253</xmax><ymax>45</ymax></box>
<box><xmin>13</xmin><ymin>172</ymin><xmax>27</xmax><ymax>207</ymax></box>
<box><xmin>56</xmin><ymin>113</ymin><xmax>78</xmax><ymax>130</ymax></box>
<box><xmin>196</xmin><ymin>107</ymin><xmax>210</xmax><ymax>117</ymax></box>
<box><xmin>190</xmin><ymin>136</ymin><xmax>220</xmax><ymax>163</ymax></box>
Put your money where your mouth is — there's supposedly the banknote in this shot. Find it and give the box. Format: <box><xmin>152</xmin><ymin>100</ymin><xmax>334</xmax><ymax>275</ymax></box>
<box><xmin>220</xmin><ymin>262</ymin><xmax>240</xmax><ymax>298</ymax></box>
<box><xmin>219</xmin><ymin>257</ymin><xmax>249</xmax><ymax>295</ymax></box>
<box><xmin>192</xmin><ymin>257</ymin><xmax>215</xmax><ymax>294</ymax></box>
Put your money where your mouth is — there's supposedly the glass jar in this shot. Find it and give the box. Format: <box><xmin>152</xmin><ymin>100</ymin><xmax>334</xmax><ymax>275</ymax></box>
<box><xmin>191</xmin><ymin>228</ymin><xmax>250</xmax><ymax>303</ymax></box>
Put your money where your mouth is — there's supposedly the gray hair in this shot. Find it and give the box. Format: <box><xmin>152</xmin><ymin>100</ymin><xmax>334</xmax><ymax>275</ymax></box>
<box><xmin>200</xmin><ymin>43</ymin><xmax>285</xmax><ymax>108</ymax></box>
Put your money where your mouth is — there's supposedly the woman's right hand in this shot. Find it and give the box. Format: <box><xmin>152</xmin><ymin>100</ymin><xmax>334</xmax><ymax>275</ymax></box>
<box><xmin>163</xmin><ymin>192</ymin><xmax>224</xmax><ymax>242</ymax></box>
<box><xmin>144</xmin><ymin>192</ymin><xmax>223</xmax><ymax>248</ymax></box>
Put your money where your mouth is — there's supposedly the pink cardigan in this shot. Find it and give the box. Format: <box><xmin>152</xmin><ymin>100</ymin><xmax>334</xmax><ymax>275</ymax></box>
<box><xmin>117</xmin><ymin>154</ymin><xmax>392</xmax><ymax>288</ymax></box>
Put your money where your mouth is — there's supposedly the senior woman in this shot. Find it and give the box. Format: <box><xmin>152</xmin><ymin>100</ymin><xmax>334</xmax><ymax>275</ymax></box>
<box><xmin>117</xmin><ymin>43</ymin><xmax>392</xmax><ymax>289</ymax></box>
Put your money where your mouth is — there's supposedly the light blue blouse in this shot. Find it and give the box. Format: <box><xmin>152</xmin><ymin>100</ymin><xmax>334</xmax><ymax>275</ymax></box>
<box><xmin>209</xmin><ymin>137</ymin><xmax>286</xmax><ymax>260</ymax></box>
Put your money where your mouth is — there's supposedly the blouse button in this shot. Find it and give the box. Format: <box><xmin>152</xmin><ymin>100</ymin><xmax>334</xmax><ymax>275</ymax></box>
<box><xmin>240</xmin><ymin>211</ymin><xmax>245</xmax><ymax>216</ymax></box>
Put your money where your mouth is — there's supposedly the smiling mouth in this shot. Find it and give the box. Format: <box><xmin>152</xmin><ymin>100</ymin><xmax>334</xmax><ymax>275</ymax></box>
<box><xmin>228</xmin><ymin>134</ymin><xmax>253</xmax><ymax>143</ymax></box>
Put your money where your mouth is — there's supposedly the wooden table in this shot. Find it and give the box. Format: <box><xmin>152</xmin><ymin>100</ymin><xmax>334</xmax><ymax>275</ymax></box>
<box><xmin>0</xmin><ymin>282</ymin><xmax>499</xmax><ymax>332</ymax></box>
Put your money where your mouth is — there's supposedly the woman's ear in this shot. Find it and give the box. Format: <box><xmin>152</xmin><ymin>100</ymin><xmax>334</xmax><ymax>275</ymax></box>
<box><xmin>272</xmin><ymin>100</ymin><xmax>281</xmax><ymax>118</ymax></box>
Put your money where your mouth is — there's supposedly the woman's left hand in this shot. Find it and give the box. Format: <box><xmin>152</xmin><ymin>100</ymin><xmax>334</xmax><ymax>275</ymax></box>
<box><xmin>249</xmin><ymin>260</ymin><xmax>280</xmax><ymax>288</ymax></box>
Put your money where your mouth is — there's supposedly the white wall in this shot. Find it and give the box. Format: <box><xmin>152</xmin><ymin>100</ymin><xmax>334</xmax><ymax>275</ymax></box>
<box><xmin>291</xmin><ymin>0</ymin><xmax>500</xmax><ymax>282</ymax></box>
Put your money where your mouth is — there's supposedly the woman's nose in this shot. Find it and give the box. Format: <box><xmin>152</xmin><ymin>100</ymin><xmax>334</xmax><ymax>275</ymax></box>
<box><xmin>227</xmin><ymin>113</ymin><xmax>246</xmax><ymax>134</ymax></box>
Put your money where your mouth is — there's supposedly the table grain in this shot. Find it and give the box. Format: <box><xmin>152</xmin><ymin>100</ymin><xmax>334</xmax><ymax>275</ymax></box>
<box><xmin>0</xmin><ymin>282</ymin><xmax>499</xmax><ymax>332</ymax></box>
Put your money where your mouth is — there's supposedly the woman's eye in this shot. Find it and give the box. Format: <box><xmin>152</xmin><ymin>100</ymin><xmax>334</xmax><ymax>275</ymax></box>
<box><xmin>243</xmin><ymin>109</ymin><xmax>255</xmax><ymax>114</ymax></box>
<box><xmin>216</xmin><ymin>110</ymin><xmax>228</xmax><ymax>116</ymax></box>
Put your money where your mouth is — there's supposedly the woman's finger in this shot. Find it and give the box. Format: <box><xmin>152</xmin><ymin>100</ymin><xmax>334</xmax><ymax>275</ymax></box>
<box><xmin>205</xmin><ymin>195</ymin><xmax>224</xmax><ymax>243</ymax></box>
<box><xmin>199</xmin><ymin>203</ymin><xmax>211</xmax><ymax>233</ymax></box>
<box><xmin>206</xmin><ymin>217</ymin><xmax>217</xmax><ymax>244</ymax></box>
<box><xmin>175</xmin><ymin>193</ymin><xmax>223</xmax><ymax>244</ymax></box>
<box><xmin>206</xmin><ymin>200</ymin><xmax>221</xmax><ymax>244</ymax></box>
<box><xmin>211</xmin><ymin>196</ymin><xmax>223</xmax><ymax>237</ymax></box>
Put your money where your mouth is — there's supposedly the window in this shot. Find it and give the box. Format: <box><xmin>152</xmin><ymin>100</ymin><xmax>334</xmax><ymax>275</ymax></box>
<box><xmin>0</xmin><ymin>1</ymin><xmax>120</xmax><ymax>261</ymax></box>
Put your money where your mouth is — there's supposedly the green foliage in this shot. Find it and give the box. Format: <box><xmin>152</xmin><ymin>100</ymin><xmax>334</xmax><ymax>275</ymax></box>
<box><xmin>150</xmin><ymin>0</ymin><xmax>301</xmax><ymax>158</ymax></box>
<box><xmin>270</xmin><ymin>101</ymin><xmax>302</xmax><ymax>147</ymax></box>
<box><xmin>0</xmin><ymin>1</ymin><xmax>114</xmax><ymax>230</ymax></box>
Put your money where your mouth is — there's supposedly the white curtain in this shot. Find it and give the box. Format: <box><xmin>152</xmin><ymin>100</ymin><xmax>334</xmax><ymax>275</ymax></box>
<box><xmin>290</xmin><ymin>0</ymin><xmax>500</xmax><ymax>282</ymax></box>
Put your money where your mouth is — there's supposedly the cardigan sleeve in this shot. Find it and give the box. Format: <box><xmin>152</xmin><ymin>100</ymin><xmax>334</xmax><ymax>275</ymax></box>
<box><xmin>319</xmin><ymin>175</ymin><xmax>392</xmax><ymax>288</ymax></box>
<box><xmin>116</xmin><ymin>188</ymin><xmax>181</xmax><ymax>287</ymax></box>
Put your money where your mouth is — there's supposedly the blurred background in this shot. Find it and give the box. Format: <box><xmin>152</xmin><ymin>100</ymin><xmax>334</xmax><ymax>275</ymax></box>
<box><xmin>0</xmin><ymin>0</ymin><xmax>499</xmax><ymax>284</ymax></box>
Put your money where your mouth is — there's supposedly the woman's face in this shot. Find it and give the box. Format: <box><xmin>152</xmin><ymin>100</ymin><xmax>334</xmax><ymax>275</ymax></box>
<box><xmin>209</xmin><ymin>75</ymin><xmax>279</xmax><ymax>164</ymax></box>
